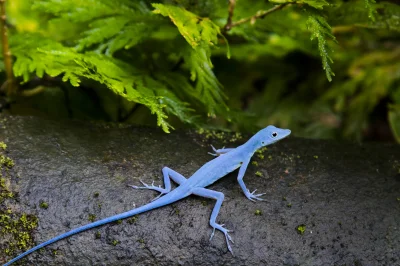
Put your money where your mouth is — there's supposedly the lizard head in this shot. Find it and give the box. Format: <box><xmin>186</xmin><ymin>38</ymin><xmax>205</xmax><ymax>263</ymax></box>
<box><xmin>258</xmin><ymin>125</ymin><xmax>291</xmax><ymax>146</ymax></box>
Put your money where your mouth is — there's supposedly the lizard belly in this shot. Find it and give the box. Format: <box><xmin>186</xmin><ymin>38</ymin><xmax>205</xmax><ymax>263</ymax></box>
<box><xmin>191</xmin><ymin>161</ymin><xmax>242</xmax><ymax>188</ymax></box>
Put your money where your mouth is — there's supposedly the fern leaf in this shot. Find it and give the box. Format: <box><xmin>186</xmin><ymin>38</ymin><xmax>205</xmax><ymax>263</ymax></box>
<box><xmin>301</xmin><ymin>0</ymin><xmax>329</xmax><ymax>9</ymax></box>
<box><xmin>152</xmin><ymin>4</ymin><xmax>221</xmax><ymax>49</ymax></box>
<box><xmin>33</xmin><ymin>0</ymin><xmax>118</xmax><ymax>22</ymax></box>
<box><xmin>306</xmin><ymin>14</ymin><xmax>336</xmax><ymax>82</ymax></box>
<box><xmin>144</xmin><ymin>77</ymin><xmax>197</xmax><ymax>125</ymax></box>
<box><xmin>11</xmin><ymin>34</ymin><xmax>174</xmax><ymax>132</ymax></box>
<box><xmin>31</xmin><ymin>2</ymin><xmax>230</xmax><ymax>119</ymax></box>
<box><xmin>35</xmin><ymin>0</ymin><xmax>157</xmax><ymax>55</ymax></box>
<box><xmin>33</xmin><ymin>0</ymin><xmax>145</xmax><ymax>22</ymax></box>
<box><xmin>76</xmin><ymin>16</ymin><xmax>131</xmax><ymax>51</ymax></box>
<box><xmin>184</xmin><ymin>47</ymin><xmax>226</xmax><ymax>114</ymax></box>
<box><xmin>152</xmin><ymin>4</ymin><xmax>228</xmax><ymax>116</ymax></box>
<box><xmin>269</xmin><ymin>0</ymin><xmax>329</xmax><ymax>10</ymax></box>
<box><xmin>365</xmin><ymin>0</ymin><xmax>377</xmax><ymax>21</ymax></box>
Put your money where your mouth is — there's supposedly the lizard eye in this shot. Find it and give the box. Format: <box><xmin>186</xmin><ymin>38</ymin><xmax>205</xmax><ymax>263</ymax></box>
<box><xmin>271</xmin><ymin>132</ymin><xmax>278</xmax><ymax>138</ymax></box>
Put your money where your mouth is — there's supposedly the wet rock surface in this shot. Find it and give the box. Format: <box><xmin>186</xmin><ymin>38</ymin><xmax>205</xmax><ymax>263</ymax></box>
<box><xmin>0</xmin><ymin>115</ymin><xmax>399</xmax><ymax>266</ymax></box>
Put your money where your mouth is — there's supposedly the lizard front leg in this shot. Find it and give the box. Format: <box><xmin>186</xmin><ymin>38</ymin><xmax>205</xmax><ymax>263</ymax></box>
<box><xmin>237</xmin><ymin>159</ymin><xmax>265</xmax><ymax>201</ymax></box>
<box><xmin>129</xmin><ymin>167</ymin><xmax>187</xmax><ymax>200</ymax></box>
<box><xmin>192</xmin><ymin>187</ymin><xmax>234</xmax><ymax>253</ymax></box>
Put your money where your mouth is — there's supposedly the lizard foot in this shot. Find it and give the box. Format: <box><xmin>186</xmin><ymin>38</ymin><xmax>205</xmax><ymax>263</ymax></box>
<box><xmin>210</xmin><ymin>223</ymin><xmax>234</xmax><ymax>254</ymax></box>
<box><xmin>128</xmin><ymin>180</ymin><xmax>167</xmax><ymax>194</ymax></box>
<box><xmin>208</xmin><ymin>145</ymin><xmax>225</xmax><ymax>157</ymax></box>
<box><xmin>244</xmin><ymin>189</ymin><xmax>265</xmax><ymax>202</ymax></box>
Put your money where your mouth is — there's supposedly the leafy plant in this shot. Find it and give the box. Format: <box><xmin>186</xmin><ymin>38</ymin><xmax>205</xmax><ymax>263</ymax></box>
<box><xmin>306</xmin><ymin>13</ymin><xmax>336</xmax><ymax>82</ymax></box>
<box><xmin>0</xmin><ymin>0</ymin><xmax>399</xmax><ymax>142</ymax></box>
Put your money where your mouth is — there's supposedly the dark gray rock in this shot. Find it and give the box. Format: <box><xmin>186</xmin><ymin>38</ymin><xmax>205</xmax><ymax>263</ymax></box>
<box><xmin>0</xmin><ymin>115</ymin><xmax>399</xmax><ymax>266</ymax></box>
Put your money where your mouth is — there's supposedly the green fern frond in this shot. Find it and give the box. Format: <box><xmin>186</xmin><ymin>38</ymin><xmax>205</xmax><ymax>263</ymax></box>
<box><xmin>34</xmin><ymin>0</ymin><xmax>157</xmax><ymax>55</ymax></box>
<box><xmin>269</xmin><ymin>0</ymin><xmax>329</xmax><ymax>10</ymax></box>
<box><xmin>152</xmin><ymin>71</ymin><xmax>204</xmax><ymax>107</ymax></box>
<box><xmin>184</xmin><ymin>46</ymin><xmax>227</xmax><ymax>116</ymax></box>
<box><xmin>306</xmin><ymin>14</ymin><xmax>336</xmax><ymax>82</ymax></box>
<box><xmin>33</xmin><ymin>0</ymin><xmax>119</xmax><ymax>22</ymax></box>
<box><xmin>152</xmin><ymin>4</ymin><xmax>221</xmax><ymax>49</ymax></box>
<box><xmin>33</xmin><ymin>0</ymin><xmax>147</xmax><ymax>22</ymax></box>
<box><xmin>145</xmin><ymin>77</ymin><xmax>197</xmax><ymax>125</ymax></box>
<box><xmin>152</xmin><ymin>3</ymin><xmax>229</xmax><ymax>116</ymax></box>
<box><xmin>76</xmin><ymin>16</ymin><xmax>132</xmax><ymax>51</ymax></box>
<box><xmin>11</xmin><ymin>34</ymin><xmax>175</xmax><ymax>132</ymax></box>
<box><xmin>76</xmin><ymin>17</ymin><xmax>160</xmax><ymax>55</ymax></box>
<box><xmin>301</xmin><ymin>0</ymin><xmax>329</xmax><ymax>9</ymax></box>
<box><xmin>364</xmin><ymin>0</ymin><xmax>377</xmax><ymax>21</ymax></box>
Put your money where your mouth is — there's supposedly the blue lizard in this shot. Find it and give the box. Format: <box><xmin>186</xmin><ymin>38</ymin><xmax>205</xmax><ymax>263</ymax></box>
<box><xmin>3</xmin><ymin>125</ymin><xmax>290</xmax><ymax>265</ymax></box>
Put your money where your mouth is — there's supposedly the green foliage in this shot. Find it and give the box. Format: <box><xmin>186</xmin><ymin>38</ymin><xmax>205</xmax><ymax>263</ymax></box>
<box><xmin>33</xmin><ymin>0</ymin><xmax>161</xmax><ymax>54</ymax></box>
<box><xmin>1</xmin><ymin>0</ymin><xmax>400</xmax><ymax>142</ymax></box>
<box><xmin>373</xmin><ymin>2</ymin><xmax>400</xmax><ymax>32</ymax></box>
<box><xmin>6</xmin><ymin>0</ymin><xmax>234</xmax><ymax>132</ymax></box>
<box><xmin>152</xmin><ymin>3</ymin><xmax>228</xmax><ymax>116</ymax></box>
<box><xmin>11</xmin><ymin>34</ymin><xmax>181</xmax><ymax>132</ymax></box>
<box><xmin>306</xmin><ymin>14</ymin><xmax>336</xmax><ymax>82</ymax></box>
<box><xmin>270</xmin><ymin>0</ymin><xmax>329</xmax><ymax>10</ymax></box>
<box><xmin>183</xmin><ymin>46</ymin><xmax>227</xmax><ymax>116</ymax></box>
<box><xmin>320</xmin><ymin>48</ymin><xmax>400</xmax><ymax>139</ymax></box>
<box><xmin>329</xmin><ymin>1</ymin><xmax>400</xmax><ymax>31</ymax></box>
<box><xmin>389</xmin><ymin>105</ymin><xmax>400</xmax><ymax>143</ymax></box>
<box><xmin>364</xmin><ymin>0</ymin><xmax>377</xmax><ymax>21</ymax></box>
<box><xmin>152</xmin><ymin>4</ymin><xmax>221</xmax><ymax>49</ymax></box>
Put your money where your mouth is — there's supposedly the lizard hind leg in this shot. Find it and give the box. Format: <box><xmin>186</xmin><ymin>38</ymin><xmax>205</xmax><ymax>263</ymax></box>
<box><xmin>208</xmin><ymin>145</ymin><xmax>235</xmax><ymax>156</ymax></box>
<box><xmin>129</xmin><ymin>167</ymin><xmax>187</xmax><ymax>201</ymax></box>
<box><xmin>192</xmin><ymin>187</ymin><xmax>234</xmax><ymax>254</ymax></box>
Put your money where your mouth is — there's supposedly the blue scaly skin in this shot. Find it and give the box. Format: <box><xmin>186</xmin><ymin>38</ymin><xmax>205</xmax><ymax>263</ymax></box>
<box><xmin>4</xmin><ymin>125</ymin><xmax>290</xmax><ymax>265</ymax></box>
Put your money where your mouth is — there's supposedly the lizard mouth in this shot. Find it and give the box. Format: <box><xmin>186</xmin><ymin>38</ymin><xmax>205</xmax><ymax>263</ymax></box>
<box><xmin>275</xmin><ymin>129</ymin><xmax>291</xmax><ymax>142</ymax></box>
<box><xmin>279</xmin><ymin>129</ymin><xmax>291</xmax><ymax>138</ymax></box>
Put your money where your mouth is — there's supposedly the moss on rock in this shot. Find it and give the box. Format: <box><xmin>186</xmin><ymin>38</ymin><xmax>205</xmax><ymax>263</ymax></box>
<box><xmin>0</xmin><ymin>142</ymin><xmax>39</xmax><ymax>260</ymax></box>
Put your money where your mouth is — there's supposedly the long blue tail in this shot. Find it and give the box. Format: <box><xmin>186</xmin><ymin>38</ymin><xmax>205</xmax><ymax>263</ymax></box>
<box><xmin>3</xmin><ymin>192</ymin><xmax>185</xmax><ymax>266</ymax></box>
